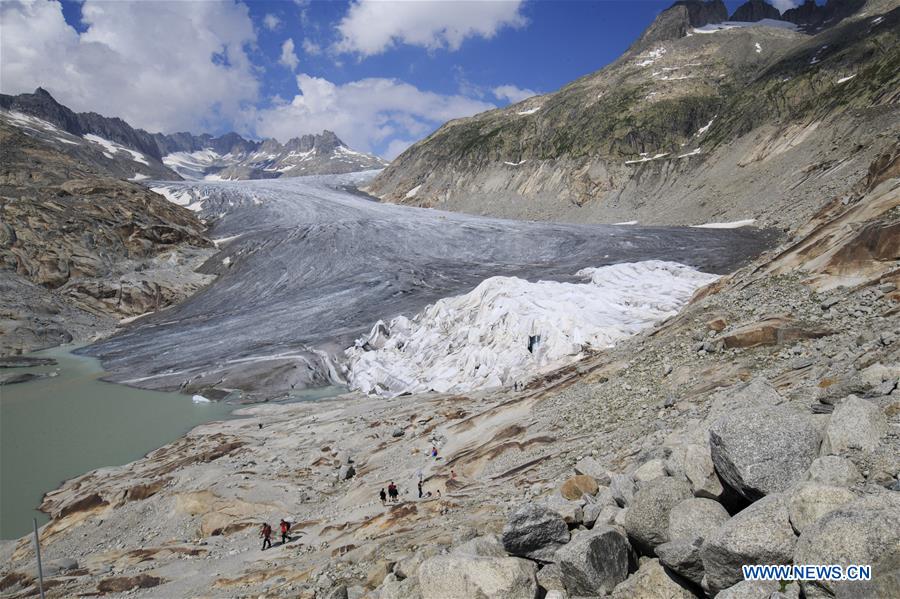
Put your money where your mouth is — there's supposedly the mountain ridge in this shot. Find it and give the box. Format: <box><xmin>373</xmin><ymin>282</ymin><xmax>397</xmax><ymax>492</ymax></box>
<box><xmin>0</xmin><ymin>88</ymin><xmax>385</xmax><ymax>180</ymax></box>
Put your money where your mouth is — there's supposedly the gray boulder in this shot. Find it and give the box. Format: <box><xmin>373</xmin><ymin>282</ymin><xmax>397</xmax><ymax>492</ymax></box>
<box><xmin>821</xmin><ymin>395</ymin><xmax>888</xmax><ymax>455</ymax></box>
<box><xmin>683</xmin><ymin>443</ymin><xmax>724</xmax><ymax>499</ymax></box>
<box><xmin>794</xmin><ymin>493</ymin><xmax>900</xmax><ymax>599</ymax></box>
<box><xmin>417</xmin><ymin>554</ymin><xmax>538</xmax><ymax>599</ymax></box>
<box><xmin>633</xmin><ymin>459</ymin><xmax>668</xmax><ymax>483</ymax></box>
<box><xmin>668</xmin><ymin>497</ymin><xmax>730</xmax><ymax>542</ymax></box>
<box><xmin>501</xmin><ymin>503</ymin><xmax>570</xmax><ymax>562</ymax></box>
<box><xmin>656</xmin><ymin>537</ymin><xmax>705</xmax><ymax>585</ymax></box>
<box><xmin>556</xmin><ymin>526</ymin><xmax>633</xmax><ymax>596</ymax></box>
<box><xmin>543</xmin><ymin>494</ymin><xmax>583</xmax><ymax>526</ymax></box>
<box><xmin>709</xmin><ymin>406</ymin><xmax>821</xmax><ymax>501</ymax></box>
<box><xmin>787</xmin><ymin>483</ymin><xmax>855</xmax><ymax>534</ymax></box>
<box><xmin>802</xmin><ymin>455</ymin><xmax>862</xmax><ymax>487</ymax></box>
<box><xmin>452</xmin><ymin>533</ymin><xmax>507</xmax><ymax>558</ymax></box>
<box><xmin>716</xmin><ymin>580</ymin><xmax>800</xmax><ymax>598</ymax></box>
<box><xmin>610</xmin><ymin>473</ymin><xmax>635</xmax><ymax>507</ymax></box>
<box><xmin>535</xmin><ymin>562</ymin><xmax>565</xmax><ymax>593</ymax></box>
<box><xmin>701</xmin><ymin>494</ymin><xmax>798</xmax><ymax>593</ymax></box>
<box><xmin>610</xmin><ymin>558</ymin><xmax>696</xmax><ymax>598</ymax></box>
<box><xmin>623</xmin><ymin>477</ymin><xmax>692</xmax><ymax>553</ymax></box>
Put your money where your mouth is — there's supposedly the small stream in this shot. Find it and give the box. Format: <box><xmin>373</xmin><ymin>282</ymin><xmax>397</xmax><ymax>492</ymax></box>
<box><xmin>0</xmin><ymin>347</ymin><xmax>340</xmax><ymax>539</ymax></box>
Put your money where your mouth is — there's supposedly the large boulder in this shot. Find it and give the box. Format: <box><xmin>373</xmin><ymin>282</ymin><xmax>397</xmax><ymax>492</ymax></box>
<box><xmin>701</xmin><ymin>494</ymin><xmax>798</xmax><ymax>593</ymax></box>
<box><xmin>556</xmin><ymin>526</ymin><xmax>633</xmax><ymax>596</ymax></box>
<box><xmin>501</xmin><ymin>503</ymin><xmax>570</xmax><ymax>562</ymax></box>
<box><xmin>709</xmin><ymin>406</ymin><xmax>821</xmax><ymax>501</ymax></box>
<box><xmin>668</xmin><ymin>497</ymin><xmax>730</xmax><ymax>542</ymax></box>
<box><xmin>716</xmin><ymin>579</ymin><xmax>800</xmax><ymax>598</ymax></box>
<box><xmin>794</xmin><ymin>493</ymin><xmax>900</xmax><ymax>599</ymax></box>
<box><xmin>623</xmin><ymin>477</ymin><xmax>692</xmax><ymax>553</ymax></box>
<box><xmin>802</xmin><ymin>455</ymin><xmax>862</xmax><ymax>487</ymax></box>
<box><xmin>821</xmin><ymin>395</ymin><xmax>888</xmax><ymax>455</ymax></box>
<box><xmin>543</xmin><ymin>494</ymin><xmax>583</xmax><ymax>525</ymax></box>
<box><xmin>787</xmin><ymin>483</ymin><xmax>856</xmax><ymax>534</ymax></box>
<box><xmin>609</xmin><ymin>474</ymin><xmax>636</xmax><ymax>507</ymax></box>
<box><xmin>535</xmin><ymin>562</ymin><xmax>564</xmax><ymax>594</ymax></box>
<box><xmin>610</xmin><ymin>558</ymin><xmax>696</xmax><ymax>598</ymax></box>
<box><xmin>633</xmin><ymin>459</ymin><xmax>668</xmax><ymax>483</ymax></box>
<box><xmin>416</xmin><ymin>554</ymin><xmax>538</xmax><ymax>599</ymax></box>
<box><xmin>452</xmin><ymin>534</ymin><xmax>507</xmax><ymax>558</ymax></box>
<box><xmin>683</xmin><ymin>443</ymin><xmax>724</xmax><ymax>500</ymax></box>
<box><xmin>560</xmin><ymin>474</ymin><xmax>599</xmax><ymax>500</ymax></box>
<box><xmin>656</xmin><ymin>537</ymin><xmax>705</xmax><ymax>585</ymax></box>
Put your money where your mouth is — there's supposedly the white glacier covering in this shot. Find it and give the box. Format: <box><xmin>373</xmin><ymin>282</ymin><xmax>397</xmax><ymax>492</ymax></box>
<box><xmin>692</xmin><ymin>219</ymin><xmax>756</xmax><ymax>229</ymax></box>
<box><xmin>345</xmin><ymin>261</ymin><xmax>718</xmax><ymax>397</ymax></box>
<box><xmin>692</xmin><ymin>19</ymin><xmax>798</xmax><ymax>34</ymax></box>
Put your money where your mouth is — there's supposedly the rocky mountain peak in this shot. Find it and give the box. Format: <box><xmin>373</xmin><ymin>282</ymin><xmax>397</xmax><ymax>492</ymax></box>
<box><xmin>630</xmin><ymin>0</ymin><xmax>727</xmax><ymax>51</ymax></box>
<box><xmin>730</xmin><ymin>0</ymin><xmax>782</xmax><ymax>21</ymax></box>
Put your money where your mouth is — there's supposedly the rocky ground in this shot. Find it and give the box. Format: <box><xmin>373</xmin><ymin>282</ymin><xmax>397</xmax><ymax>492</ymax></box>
<box><xmin>0</xmin><ymin>147</ymin><xmax>896</xmax><ymax>598</ymax></box>
<box><xmin>0</xmin><ymin>117</ymin><xmax>215</xmax><ymax>355</ymax></box>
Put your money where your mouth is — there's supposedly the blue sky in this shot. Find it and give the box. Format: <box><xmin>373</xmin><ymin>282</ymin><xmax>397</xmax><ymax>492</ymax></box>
<box><xmin>3</xmin><ymin>0</ymin><xmax>800</xmax><ymax>158</ymax></box>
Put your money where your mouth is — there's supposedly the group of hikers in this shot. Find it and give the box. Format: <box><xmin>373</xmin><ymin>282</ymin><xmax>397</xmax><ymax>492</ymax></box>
<box><xmin>380</xmin><ymin>481</ymin><xmax>401</xmax><ymax>503</ymax></box>
<box><xmin>259</xmin><ymin>518</ymin><xmax>294</xmax><ymax>551</ymax></box>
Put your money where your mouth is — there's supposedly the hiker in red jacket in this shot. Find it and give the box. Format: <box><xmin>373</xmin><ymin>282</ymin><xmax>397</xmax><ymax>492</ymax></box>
<box><xmin>279</xmin><ymin>519</ymin><xmax>291</xmax><ymax>544</ymax></box>
<box><xmin>260</xmin><ymin>522</ymin><xmax>272</xmax><ymax>550</ymax></box>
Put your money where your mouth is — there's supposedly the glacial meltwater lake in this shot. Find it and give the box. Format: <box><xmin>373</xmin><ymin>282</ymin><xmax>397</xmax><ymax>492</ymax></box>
<box><xmin>0</xmin><ymin>347</ymin><xmax>240</xmax><ymax>539</ymax></box>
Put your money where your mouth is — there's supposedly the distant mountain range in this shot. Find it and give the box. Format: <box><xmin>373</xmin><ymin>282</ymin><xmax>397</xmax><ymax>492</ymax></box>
<box><xmin>0</xmin><ymin>88</ymin><xmax>386</xmax><ymax>181</ymax></box>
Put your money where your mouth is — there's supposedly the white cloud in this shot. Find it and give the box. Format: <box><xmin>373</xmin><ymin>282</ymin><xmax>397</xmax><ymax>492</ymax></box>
<box><xmin>770</xmin><ymin>0</ymin><xmax>799</xmax><ymax>12</ymax></box>
<box><xmin>263</xmin><ymin>13</ymin><xmax>281</xmax><ymax>30</ymax></box>
<box><xmin>279</xmin><ymin>38</ymin><xmax>300</xmax><ymax>70</ymax></box>
<box><xmin>492</xmin><ymin>84</ymin><xmax>538</xmax><ymax>104</ymax></box>
<box><xmin>335</xmin><ymin>0</ymin><xmax>527</xmax><ymax>56</ymax></box>
<box><xmin>251</xmin><ymin>74</ymin><xmax>495</xmax><ymax>157</ymax></box>
<box><xmin>302</xmin><ymin>38</ymin><xmax>322</xmax><ymax>55</ymax></box>
<box><xmin>0</xmin><ymin>0</ymin><xmax>258</xmax><ymax>133</ymax></box>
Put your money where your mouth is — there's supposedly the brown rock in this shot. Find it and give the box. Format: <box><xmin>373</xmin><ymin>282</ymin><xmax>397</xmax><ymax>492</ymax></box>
<box><xmin>721</xmin><ymin>316</ymin><xmax>831</xmax><ymax>349</ymax></box>
<box><xmin>561</xmin><ymin>475</ymin><xmax>600</xmax><ymax>500</ymax></box>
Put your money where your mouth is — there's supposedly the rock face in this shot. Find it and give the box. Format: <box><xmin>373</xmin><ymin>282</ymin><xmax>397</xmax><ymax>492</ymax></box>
<box><xmin>556</xmin><ymin>526</ymin><xmax>633</xmax><ymax>596</ymax></box>
<box><xmin>729</xmin><ymin>0</ymin><xmax>782</xmax><ymax>22</ymax></box>
<box><xmin>821</xmin><ymin>395</ymin><xmax>888</xmax><ymax>455</ymax></box>
<box><xmin>683</xmin><ymin>443</ymin><xmax>725</xmax><ymax>499</ymax></box>
<box><xmin>0</xmin><ymin>118</ymin><xmax>214</xmax><ymax>354</ymax></box>
<box><xmin>708</xmin><ymin>406</ymin><xmax>821</xmax><ymax>500</ymax></box>
<box><xmin>794</xmin><ymin>493</ymin><xmax>900</xmax><ymax>599</ymax></box>
<box><xmin>623</xmin><ymin>477</ymin><xmax>692</xmax><ymax>552</ymax></box>
<box><xmin>701</xmin><ymin>494</ymin><xmax>798</xmax><ymax>592</ymax></box>
<box><xmin>417</xmin><ymin>554</ymin><xmax>538</xmax><ymax>599</ymax></box>
<box><xmin>501</xmin><ymin>504</ymin><xmax>570</xmax><ymax>562</ymax></box>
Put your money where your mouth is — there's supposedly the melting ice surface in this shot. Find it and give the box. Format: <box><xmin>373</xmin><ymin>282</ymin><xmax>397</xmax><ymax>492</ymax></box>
<box><xmin>346</xmin><ymin>261</ymin><xmax>718</xmax><ymax>396</ymax></box>
<box><xmin>85</xmin><ymin>173</ymin><xmax>771</xmax><ymax>396</ymax></box>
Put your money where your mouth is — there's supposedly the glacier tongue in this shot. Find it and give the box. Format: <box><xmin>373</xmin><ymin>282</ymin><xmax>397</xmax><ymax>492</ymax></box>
<box><xmin>345</xmin><ymin>260</ymin><xmax>718</xmax><ymax>397</ymax></box>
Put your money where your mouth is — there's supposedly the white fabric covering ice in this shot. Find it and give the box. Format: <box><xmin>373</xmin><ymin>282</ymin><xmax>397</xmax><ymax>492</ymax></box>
<box><xmin>346</xmin><ymin>260</ymin><xmax>718</xmax><ymax>397</ymax></box>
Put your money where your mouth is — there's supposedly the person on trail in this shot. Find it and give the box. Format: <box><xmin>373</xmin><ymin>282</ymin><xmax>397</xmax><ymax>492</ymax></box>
<box><xmin>260</xmin><ymin>523</ymin><xmax>272</xmax><ymax>551</ymax></box>
<box><xmin>279</xmin><ymin>519</ymin><xmax>291</xmax><ymax>544</ymax></box>
<box><xmin>380</xmin><ymin>488</ymin><xmax>387</xmax><ymax>504</ymax></box>
<box><xmin>418</xmin><ymin>480</ymin><xmax>424</xmax><ymax>498</ymax></box>
<box><xmin>431</xmin><ymin>446</ymin><xmax>438</xmax><ymax>459</ymax></box>
<box><xmin>388</xmin><ymin>481</ymin><xmax>398</xmax><ymax>502</ymax></box>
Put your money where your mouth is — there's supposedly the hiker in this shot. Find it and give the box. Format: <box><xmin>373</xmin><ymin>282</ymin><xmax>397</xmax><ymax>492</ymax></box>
<box><xmin>279</xmin><ymin>519</ymin><xmax>291</xmax><ymax>544</ymax></box>
<box><xmin>388</xmin><ymin>481</ymin><xmax>398</xmax><ymax>502</ymax></box>
<box><xmin>260</xmin><ymin>522</ymin><xmax>272</xmax><ymax>551</ymax></box>
<box><xmin>380</xmin><ymin>488</ymin><xmax>387</xmax><ymax>504</ymax></box>
<box><xmin>431</xmin><ymin>446</ymin><xmax>438</xmax><ymax>458</ymax></box>
<box><xmin>450</xmin><ymin>470</ymin><xmax>456</xmax><ymax>480</ymax></box>
<box><xmin>418</xmin><ymin>480</ymin><xmax>424</xmax><ymax>498</ymax></box>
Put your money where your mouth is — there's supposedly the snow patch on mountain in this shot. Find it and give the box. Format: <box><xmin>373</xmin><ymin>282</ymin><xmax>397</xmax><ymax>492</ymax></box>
<box><xmin>345</xmin><ymin>261</ymin><xmax>718</xmax><ymax>397</ymax></box>
<box><xmin>692</xmin><ymin>19</ymin><xmax>798</xmax><ymax>34</ymax></box>
<box><xmin>84</xmin><ymin>134</ymin><xmax>150</xmax><ymax>165</ymax></box>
